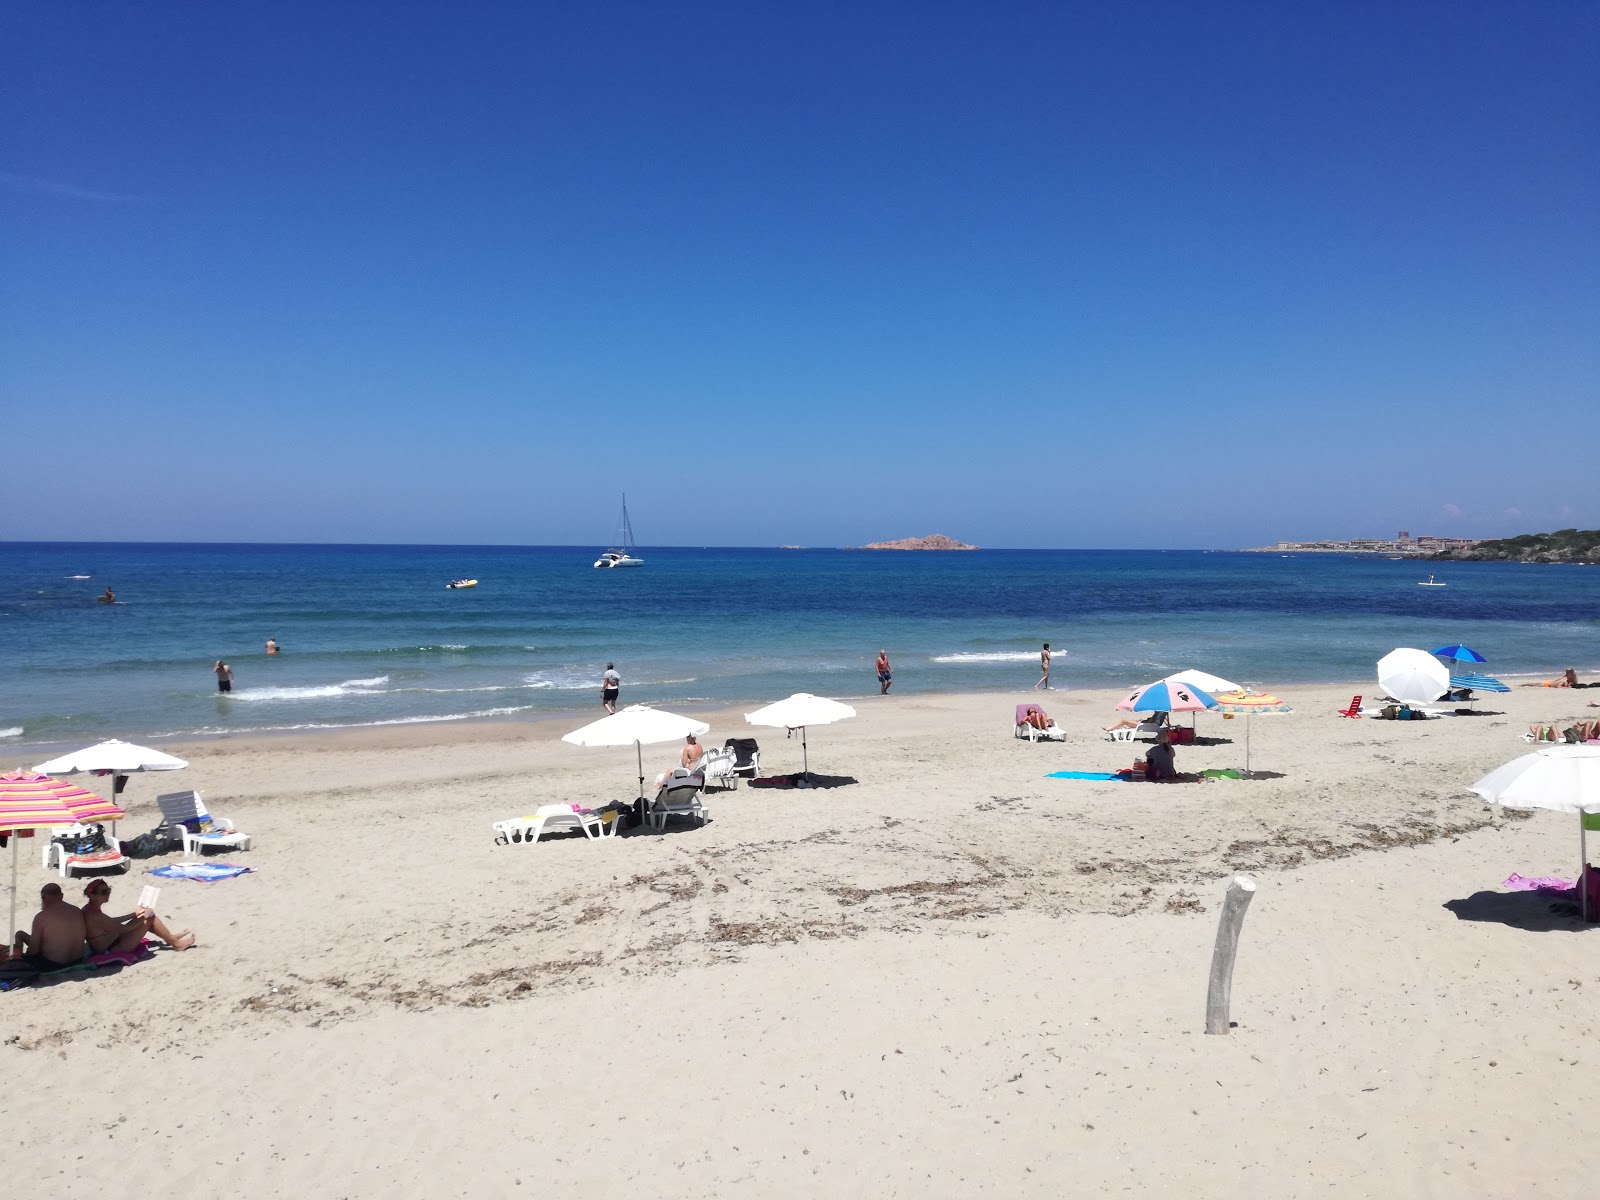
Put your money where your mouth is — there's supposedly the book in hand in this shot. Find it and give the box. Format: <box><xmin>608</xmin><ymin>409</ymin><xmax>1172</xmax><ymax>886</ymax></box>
<box><xmin>138</xmin><ymin>885</ymin><xmax>160</xmax><ymax>912</ymax></box>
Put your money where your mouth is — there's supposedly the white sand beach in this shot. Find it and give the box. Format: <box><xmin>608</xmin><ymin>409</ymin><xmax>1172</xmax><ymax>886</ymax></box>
<box><xmin>5</xmin><ymin>681</ymin><xmax>1599</xmax><ymax>1197</ymax></box>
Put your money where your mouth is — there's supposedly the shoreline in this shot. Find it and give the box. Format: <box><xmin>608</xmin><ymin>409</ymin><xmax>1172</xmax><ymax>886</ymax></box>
<box><xmin>10</xmin><ymin>666</ymin><xmax>1599</xmax><ymax>761</ymax></box>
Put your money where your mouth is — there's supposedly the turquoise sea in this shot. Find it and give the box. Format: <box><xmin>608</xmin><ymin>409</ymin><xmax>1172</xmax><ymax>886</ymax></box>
<box><xmin>3</xmin><ymin>542</ymin><xmax>1596</xmax><ymax>753</ymax></box>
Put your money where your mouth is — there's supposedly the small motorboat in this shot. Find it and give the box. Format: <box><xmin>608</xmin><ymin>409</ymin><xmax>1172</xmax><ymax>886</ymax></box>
<box><xmin>446</xmin><ymin>579</ymin><xmax>478</xmax><ymax>589</ymax></box>
<box><xmin>1417</xmin><ymin>575</ymin><xmax>1447</xmax><ymax>587</ymax></box>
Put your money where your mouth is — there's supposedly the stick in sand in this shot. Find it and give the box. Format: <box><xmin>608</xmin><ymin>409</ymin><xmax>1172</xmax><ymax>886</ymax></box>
<box><xmin>1205</xmin><ymin>874</ymin><xmax>1256</xmax><ymax>1035</ymax></box>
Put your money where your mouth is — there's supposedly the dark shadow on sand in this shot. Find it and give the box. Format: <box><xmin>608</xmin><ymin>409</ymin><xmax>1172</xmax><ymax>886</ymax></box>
<box><xmin>1443</xmin><ymin>890</ymin><xmax>1597</xmax><ymax>933</ymax></box>
<box><xmin>749</xmin><ymin>773</ymin><xmax>859</xmax><ymax>790</ymax></box>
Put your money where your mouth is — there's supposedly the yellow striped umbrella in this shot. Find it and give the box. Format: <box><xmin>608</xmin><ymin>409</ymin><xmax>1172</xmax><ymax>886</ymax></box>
<box><xmin>1211</xmin><ymin>691</ymin><xmax>1293</xmax><ymax>775</ymax></box>
<box><xmin>0</xmin><ymin>771</ymin><xmax>125</xmax><ymax>829</ymax></box>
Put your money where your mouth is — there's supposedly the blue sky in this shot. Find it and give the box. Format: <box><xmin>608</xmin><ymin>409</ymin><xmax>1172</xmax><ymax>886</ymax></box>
<box><xmin>3</xmin><ymin>2</ymin><xmax>1596</xmax><ymax>548</ymax></box>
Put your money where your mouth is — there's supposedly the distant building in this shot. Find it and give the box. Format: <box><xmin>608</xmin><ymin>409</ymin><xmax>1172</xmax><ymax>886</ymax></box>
<box><xmin>1398</xmin><ymin>531</ymin><xmax>1410</xmax><ymax>542</ymax></box>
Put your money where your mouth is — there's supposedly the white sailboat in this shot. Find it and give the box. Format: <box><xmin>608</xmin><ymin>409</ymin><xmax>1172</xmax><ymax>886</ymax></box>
<box><xmin>594</xmin><ymin>494</ymin><xmax>645</xmax><ymax>568</ymax></box>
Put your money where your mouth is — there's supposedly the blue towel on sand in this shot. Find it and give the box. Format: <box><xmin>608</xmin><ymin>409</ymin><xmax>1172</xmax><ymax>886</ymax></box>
<box><xmin>149</xmin><ymin>862</ymin><xmax>254</xmax><ymax>881</ymax></box>
<box><xmin>1045</xmin><ymin>771</ymin><xmax>1129</xmax><ymax>781</ymax></box>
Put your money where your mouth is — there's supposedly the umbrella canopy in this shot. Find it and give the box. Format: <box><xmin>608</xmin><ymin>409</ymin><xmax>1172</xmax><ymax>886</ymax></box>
<box><xmin>1432</xmin><ymin>644</ymin><xmax>1487</xmax><ymax>664</ymax></box>
<box><xmin>33</xmin><ymin>739</ymin><xmax>189</xmax><ymax>776</ymax></box>
<box><xmin>1469</xmin><ymin>745</ymin><xmax>1600</xmax><ymax>921</ymax></box>
<box><xmin>0</xmin><ymin>771</ymin><xmax>125</xmax><ymax>828</ymax></box>
<box><xmin>1377</xmin><ymin>648</ymin><xmax>1449</xmax><ymax>706</ymax></box>
<box><xmin>1211</xmin><ymin>691</ymin><xmax>1293</xmax><ymax>775</ymax></box>
<box><xmin>1163</xmin><ymin>669</ymin><xmax>1241</xmax><ymax>696</ymax></box>
<box><xmin>1449</xmin><ymin>671</ymin><xmax>1510</xmax><ymax>695</ymax></box>
<box><xmin>744</xmin><ymin>693</ymin><xmax>857</xmax><ymax>776</ymax></box>
<box><xmin>1116</xmin><ymin>680</ymin><xmax>1217</xmax><ymax>714</ymax></box>
<box><xmin>561</xmin><ymin>706</ymin><xmax>711</xmax><ymax>801</ymax></box>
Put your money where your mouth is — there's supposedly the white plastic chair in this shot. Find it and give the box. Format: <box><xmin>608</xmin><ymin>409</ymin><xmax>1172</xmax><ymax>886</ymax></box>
<box><xmin>42</xmin><ymin>824</ymin><xmax>130</xmax><ymax>878</ymax></box>
<box><xmin>156</xmin><ymin>791</ymin><xmax>252</xmax><ymax>856</ymax></box>
<box><xmin>493</xmin><ymin>805</ymin><xmax>617</xmax><ymax>845</ymax></box>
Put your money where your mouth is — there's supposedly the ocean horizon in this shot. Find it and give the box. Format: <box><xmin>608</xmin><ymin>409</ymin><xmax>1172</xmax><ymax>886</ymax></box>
<box><xmin>4</xmin><ymin>540</ymin><xmax>1597</xmax><ymax>753</ymax></box>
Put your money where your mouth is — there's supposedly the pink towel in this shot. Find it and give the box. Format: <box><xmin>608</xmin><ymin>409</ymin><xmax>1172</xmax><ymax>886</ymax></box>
<box><xmin>1503</xmin><ymin>873</ymin><xmax>1574</xmax><ymax>893</ymax></box>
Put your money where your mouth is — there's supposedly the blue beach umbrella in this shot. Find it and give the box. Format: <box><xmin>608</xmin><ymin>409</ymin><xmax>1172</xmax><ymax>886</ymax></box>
<box><xmin>1432</xmin><ymin>644</ymin><xmax>1487</xmax><ymax>664</ymax></box>
<box><xmin>1448</xmin><ymin>672</ymin><xmax>1511</xmax><ymax>695</ymax></box>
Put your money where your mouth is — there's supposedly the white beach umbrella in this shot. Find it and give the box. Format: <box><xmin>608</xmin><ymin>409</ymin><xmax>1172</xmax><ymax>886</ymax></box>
<box><xmin>1377</xmin><ymin>648</ymin><xmax>1449</xmax><ymax>706</ymax></box>
<box><xmin>562</xmin><ymin>706</ymin><xmax>710</xmax><ymax>800</ymax></box>
<box><xmin>33</xmin><ymin>738</ymin><xmax>189</xmax><ymax>817</ymax></box>
<box><xmin>744</xmin><ymin>693</ymin><xmax>857</xmax><ymax>776</ymax></box>
<box><xmin>1163</xmin><ymin>670</ymin><xmax>1242</xmax><ymax>696</ymax></box>
<box><xmin>1469</xmin><ymin>745</ymin><xmax>1600</xmax><ymax>922</ymax></box>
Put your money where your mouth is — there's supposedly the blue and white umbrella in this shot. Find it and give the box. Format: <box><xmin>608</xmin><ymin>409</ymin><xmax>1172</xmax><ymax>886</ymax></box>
<box><xmin>1432</xmin><ymin>644</ymin><xmax>1487</xmax><ymax>664</ymax></box>
<box><xmin>1449</xmin><ymin>672</ymin><xmax>1510</xmax><ymax>694</ymax></box>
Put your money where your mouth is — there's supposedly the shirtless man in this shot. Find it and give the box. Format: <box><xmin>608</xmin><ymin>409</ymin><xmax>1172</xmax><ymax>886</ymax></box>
<box><xmin>876</xmin><ymin>650</ymin><xmax>892</xmax><ymax>695</ymax></box>
<box><xmin>81</xmin><ymin>880</ymin><xmax>195</xmax><ymax>953</ymax></box>
<box><xmin>214</xmin><ymin>660</ymin><xmax>234</xmax><ymax>693</ymax></box>
<box><xmin>680</xmin><ymin>733</ymin><xmax>705</xmax><ymax>771</ymax></box>
<box><xmin>13</xmin><ymin>883</ymin><xmax>88</xmax><ymax>969</ymax></box>
<box><xmin>265</xmin><ymin>638</ymin><xmax>279</xmax><ymax>655</ymax></box>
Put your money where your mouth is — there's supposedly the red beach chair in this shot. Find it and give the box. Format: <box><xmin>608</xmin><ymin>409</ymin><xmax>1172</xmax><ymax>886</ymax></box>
<box><xmin>1337</xmin><ymin>695</ymin><xmax>1363</xmax><ymax>718</ymax></box>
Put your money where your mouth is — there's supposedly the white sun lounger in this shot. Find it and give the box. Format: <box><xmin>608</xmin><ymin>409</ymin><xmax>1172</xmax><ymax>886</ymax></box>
<box><xmin>156</xmin><ymin>790</ymin><xmax>252</xmax><ymax>856</ymax></box>
<box><xmin>493</xmin><ymin>805</ymin><xmax>618</xmax><ymax>845</ymax></box>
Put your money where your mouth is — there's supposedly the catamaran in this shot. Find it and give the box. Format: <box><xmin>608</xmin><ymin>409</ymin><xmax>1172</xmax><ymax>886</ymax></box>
<box><xmin>594</xmin><ymin>494</ymin><xmax>645</xmax><ymax>568</ymax></box>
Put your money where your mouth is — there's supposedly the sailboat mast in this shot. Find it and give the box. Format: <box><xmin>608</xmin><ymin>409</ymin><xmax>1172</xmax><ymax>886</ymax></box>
<box><xmin>621</xmin><ymin>493</ymin><xmax>636</xmax><ymax>551</ymax></box>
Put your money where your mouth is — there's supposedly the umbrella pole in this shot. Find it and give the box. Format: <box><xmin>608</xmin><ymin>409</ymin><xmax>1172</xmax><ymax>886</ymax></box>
<box><xmin>7</xmin><ymin>835</ymin><xmax>15</xmax><ymax>958</ymax></box>
<box><xmin>801</xmin><ymin>728</ymin><xmax>809</xmax><ymax>778</ymax></box>
<box><xmin>635</xmin><ymin>740</ymin><xmax>645</xmax><ymax>801</ymax></box>
<box><xmin>1574</xmin><ymin>809</ymin><xmax>1587</xmax><ymax>928</ymax></box>
<box><xmin>1245</xmin><ymin>718</ymin><xmax>1253</xmax><ymax>777</ymax></box>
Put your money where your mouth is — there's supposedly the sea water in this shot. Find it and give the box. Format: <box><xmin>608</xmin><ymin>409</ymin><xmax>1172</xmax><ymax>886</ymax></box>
<box><xmin>2</xmin><ymin>542</ymin><xmax>1596</xmax><ymax>751</ymax></box>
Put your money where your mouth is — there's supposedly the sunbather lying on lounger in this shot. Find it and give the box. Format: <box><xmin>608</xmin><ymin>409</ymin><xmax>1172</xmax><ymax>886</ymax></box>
<box><xmin>12</xmin><ymin>883</ymin><xmax>88</xmax><ymax>969</ymax></box>
<box><xmin>82</xmin><ymin>880</ymin><xmax>195</xmax><ymax>952</ymax></box>
<box><xmin>1020</xmin><ymin>706</ymin><xmax>1053</xmax><ymax>731</ymax></box>
<box><xmin>1104</xmin><ymin>711</ymin><xmax>1167</xmax><ymax>732</ymax></box>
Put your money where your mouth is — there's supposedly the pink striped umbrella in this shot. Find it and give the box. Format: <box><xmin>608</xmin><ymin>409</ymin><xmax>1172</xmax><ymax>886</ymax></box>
<box><xmin>0</xmin><ymin>772</ymin><xmax>124</xmax><ymax>958</ymax></box>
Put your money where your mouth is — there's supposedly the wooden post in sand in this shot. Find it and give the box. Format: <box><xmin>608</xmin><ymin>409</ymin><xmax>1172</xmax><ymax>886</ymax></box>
<box><xmin>1205</xmin><ymin>874</ymin><xmax>1256</xmax><ymax>1035</ymax></box>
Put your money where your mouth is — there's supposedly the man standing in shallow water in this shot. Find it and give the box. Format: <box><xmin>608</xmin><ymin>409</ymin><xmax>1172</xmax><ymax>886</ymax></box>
<box><xmin>876</xmin><ymin>650</ymin><xmax>892</xmax><ymax>694</ymax></box>
<box><xmin>600</xmin><ymin>662</ymin><xmax>620</xmax><ymax>714</ymax></box>
<box><xmin>214</xmin><ymin>660</ymin><xmax>233</xmax><ymax>693</ymax></box>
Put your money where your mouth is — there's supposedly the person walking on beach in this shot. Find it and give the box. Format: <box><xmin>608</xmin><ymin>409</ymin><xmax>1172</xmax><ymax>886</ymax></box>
<box><xmin>265</xmin><ymin>639</ymin><xmax>279</xmax><ymax>655</ymax></box>
<box><xmin>600</xmin><ymin>663</ymin><xmax>620</xmax><ymax>714</ymax></box>
<box><xmin>876</xmin><ymin>650</ymin><xmax>893</xmax><ymax>694</ymax></box>
<box><xmin>1034</xmin><ymin>643</ymin><xmax>1052</xmax><ymax>690</ymax></box>
<box><xmin>214</xmin><ymin>660</ymin><xmax>233</xmax><ymax>693</ymax></box>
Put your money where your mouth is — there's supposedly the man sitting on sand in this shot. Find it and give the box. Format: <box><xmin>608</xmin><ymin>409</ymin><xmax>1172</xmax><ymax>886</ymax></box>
<box><xmin>1144</xmin><ymin>730</ymin><xmax>1178</xmax><ymax>782</ymax></box>
<box><xmin>13</xmin><ymin>882</ymin><xmax>88</xmax><ymax>969</ymax></box>
<box><xmin>82</xmin><ymin>880</ymin><xmax>195</xmax><ymax>953</ymax></box>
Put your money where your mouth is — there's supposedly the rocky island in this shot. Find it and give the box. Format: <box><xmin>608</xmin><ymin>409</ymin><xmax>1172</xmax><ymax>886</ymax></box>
<box><xmin>849</xmin><ymin>534</ymin><xmax>978</xmax><ymax>551</ymax></box>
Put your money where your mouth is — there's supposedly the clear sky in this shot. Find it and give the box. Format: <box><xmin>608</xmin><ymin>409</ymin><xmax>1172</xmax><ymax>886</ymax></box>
<box><xmin>3</xmin><ymin>2</ymin><xmax>1596</xmax><ymax>548</ymax></box>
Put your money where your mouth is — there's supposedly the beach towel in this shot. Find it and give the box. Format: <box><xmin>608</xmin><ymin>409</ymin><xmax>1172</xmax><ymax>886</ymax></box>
<box><xmin>1199</xmin><ymin>769</ymin><xmax>1245</xmax><ymax>780</ymax></box>
<box><xmin>1502</xmin><ymin>873</ymin><xmax>1574</xmax><ymax>893</ymax></box>
<box><xmin>148</xmin><ymin>862</ymin><xmax>254</xmax><ymax>882</ymax></box>
<box><xmin>1045</xmin><ymin>771</ymin><xmax>1128</xmax><ymax>781</ymax></box>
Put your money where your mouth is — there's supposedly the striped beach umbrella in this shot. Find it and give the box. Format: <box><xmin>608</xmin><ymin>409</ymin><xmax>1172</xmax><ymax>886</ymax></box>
<box><xmin>1211</xmin><ymin>691</ymin><xmax>1293</xmax><ymax>776</ymax></box>
<box><xmin>1116</xmin><ymin>680</ymin><xmax>1218</xmax><ymax>714</ymax></box>
<box><xmin>0</xmin><ymin>772</ymin><xmax>124</xmax><ymax>958</ymax></box>
<box><xmin>1449</xmin><ymin>671</ymin><xmax>1510</xmax><ymax>695</ymax></box>
<box><xmin>0</xmin><ymin>771</ymin><xmax>123</xmax><ymax>830</ymax></box>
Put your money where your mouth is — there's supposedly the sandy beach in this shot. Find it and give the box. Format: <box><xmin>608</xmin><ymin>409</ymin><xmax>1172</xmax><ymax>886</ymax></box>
<box><xmin>5</xmin><ymin>680</ymin><xmax>1598</xmax><ymax>1197</ymax></box>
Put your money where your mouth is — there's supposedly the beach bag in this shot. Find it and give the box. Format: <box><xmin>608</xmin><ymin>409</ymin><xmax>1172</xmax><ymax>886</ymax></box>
<box><xmin>1581</xmin><ymin>866</ymin><xmax>1600</xmax><ymax>921</ymax></box>
<box><xmin>52</xmin><ymin>824</ymin><xmax>108</xmax><ymax>857</ymax></box>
